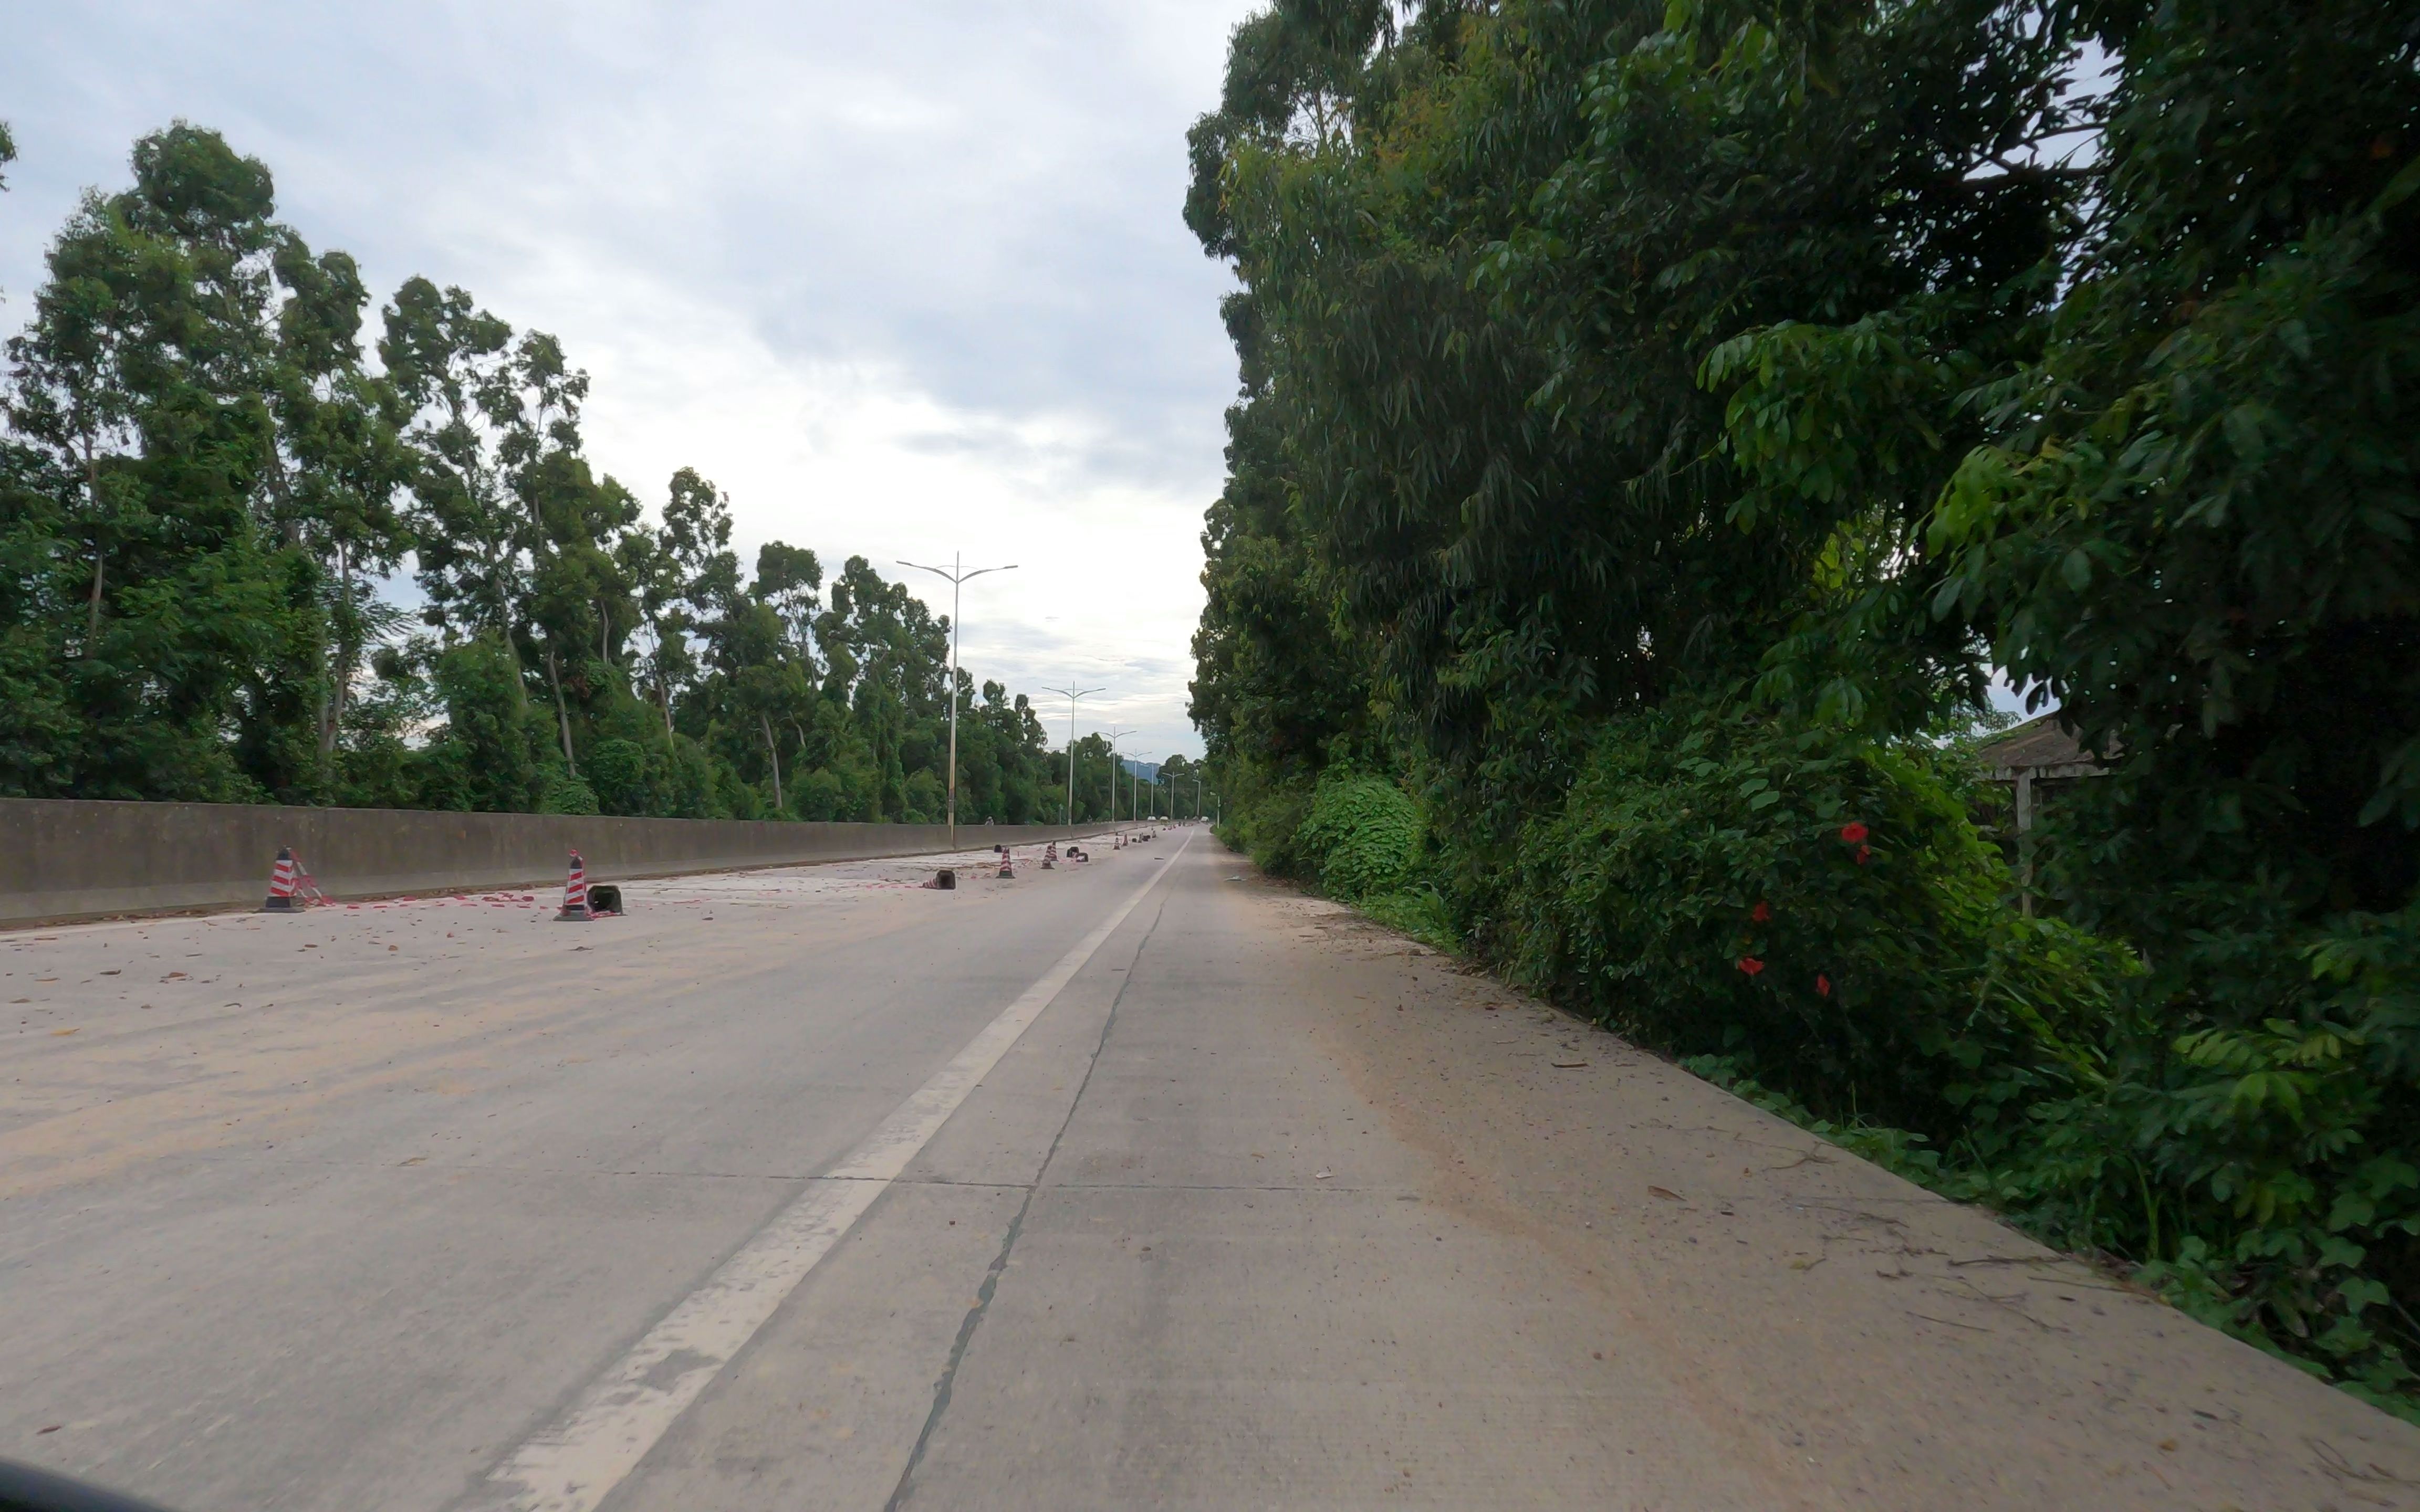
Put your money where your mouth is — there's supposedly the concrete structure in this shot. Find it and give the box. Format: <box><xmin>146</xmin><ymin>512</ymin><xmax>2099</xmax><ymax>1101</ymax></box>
<box><xmin>6</xmin><ymin>837</ymin><xmax>2413</xmax><ymax>1510</ymax></box>
<box><xmin>0</xmin><ymin>797</ymin><xmax>1085</xmax><ymax>926</ymax></box>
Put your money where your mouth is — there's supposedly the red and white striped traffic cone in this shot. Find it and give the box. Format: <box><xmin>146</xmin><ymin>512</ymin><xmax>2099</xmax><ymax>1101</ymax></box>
<box><xmin>557</xmin><ymin>849</ymin><xmax>592</xmax><ymax>921</ymax></box>
<box><xmin>997</xmin><ymin>848</ymin><xmax>1015</xmax><ymax>879</ymax></box>
<box><xmin>262</xmin><ymin>847</ymin><xmax>304</xmax><ymax>912</ymax></box>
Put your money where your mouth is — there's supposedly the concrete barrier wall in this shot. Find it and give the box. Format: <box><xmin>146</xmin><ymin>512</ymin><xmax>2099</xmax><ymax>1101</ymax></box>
<box><xmin>0</xmin><ymin>798</ymin><xmax>1102</xmax><ymax>926</ymax></box>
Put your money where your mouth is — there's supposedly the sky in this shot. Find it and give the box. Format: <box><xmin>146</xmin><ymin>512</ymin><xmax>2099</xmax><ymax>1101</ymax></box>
<box><xmin>0</xmin><ymin>0</ymin><xmax>1260</xmax><ymax>763</ymax></box>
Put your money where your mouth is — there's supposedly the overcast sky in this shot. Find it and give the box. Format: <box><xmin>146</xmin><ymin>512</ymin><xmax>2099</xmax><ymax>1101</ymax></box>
<box><xmin>1</xmin><ymin>1</ymin><xmax>1257</xmax><ymax>762</ymax></box>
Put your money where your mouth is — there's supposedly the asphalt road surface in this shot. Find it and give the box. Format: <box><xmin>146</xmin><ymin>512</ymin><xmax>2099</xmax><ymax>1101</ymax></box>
<box><xmin>6</xmin><ymin>831</ymin><xmax>2418</xmax><ymax>1511</ymax></box>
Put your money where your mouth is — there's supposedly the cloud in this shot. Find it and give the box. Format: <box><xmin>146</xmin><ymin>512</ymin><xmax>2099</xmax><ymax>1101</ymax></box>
<box><xmin>0</xmin><ymin>0</ymin><xmax>1256</xmax><ymax>758</ymax></box>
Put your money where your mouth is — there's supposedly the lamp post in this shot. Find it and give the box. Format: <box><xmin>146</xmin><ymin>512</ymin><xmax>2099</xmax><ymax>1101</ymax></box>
<box><xmin>900</xmin><ymin>553</ymin><xmax>1016</xmax><ymax>848</ymax></box>
<box><xmin>1043</xmin><ymin>682</ymin><xmax>1104</xmax><ymax>828</ymax></box>
<box><xmin>1128</xmin><ymin>753</ymin><xmax>1154</xmax><ymax>828</ymax></box>
<box><xmin>1104</xmin><ymin>724</ymin><xmax>1133</xmax><ymax>835</ymax></box>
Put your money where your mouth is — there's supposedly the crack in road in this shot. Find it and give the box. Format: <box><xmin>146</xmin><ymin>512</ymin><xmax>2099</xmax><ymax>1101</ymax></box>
<box><xmin>883</xmin><ymin>890</ymin><xmax>1174</xmax><ymax>1512</ymax></box>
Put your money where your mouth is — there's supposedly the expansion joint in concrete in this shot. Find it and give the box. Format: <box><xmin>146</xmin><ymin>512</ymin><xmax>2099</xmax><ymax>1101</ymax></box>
<box><xmin>882</xmin><ymin>891</ymin><xmax>1173</xmax><ymax>1511</ymax></box>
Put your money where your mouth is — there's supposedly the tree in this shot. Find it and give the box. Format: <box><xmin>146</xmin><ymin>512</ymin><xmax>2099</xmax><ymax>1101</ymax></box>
<box><xmin>1186</xmin><ymin>0</ymin><xmax>2420</xmax><ymax>1401</ymax></box>
<box><xmin>0</xmin><ymin>123</ymin><xmax>1068</xmax><ymax>844</ymax></box>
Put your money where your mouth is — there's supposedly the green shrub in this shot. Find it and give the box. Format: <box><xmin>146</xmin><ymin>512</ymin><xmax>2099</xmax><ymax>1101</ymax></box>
<box><xmin>1500</xmin><ymin>703</ymin><xmax>2133</xmax><ymax>1141</ymax></box>
<box><xmin>541</xmin><ymin>773</ymin><xmax>600</xmax><ymax>815</ymax></box>
<box><xmin>1296</xmin><ymin>771</ymin><xmax>1420</xmax><ymax>902</ymax></box>
<box><xmin>586</xmin><ymin>739</ymin><xmax>650</xmax><ymax>816</ymax></box>
<box><xmin>1360</xmin><ymin>884</ymin><xmax>1458</xmax><ymax>952</ymax></box>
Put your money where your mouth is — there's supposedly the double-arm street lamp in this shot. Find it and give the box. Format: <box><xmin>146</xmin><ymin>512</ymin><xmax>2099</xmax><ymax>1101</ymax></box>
<box><xmin>1127</xmin><ymin>753</ymin><xmax>1154</xmax><ymax>827</ymax></box>
<box><xmin>1043</xmin><ymin>682</ymin><xmax>1105</xmax><ymax>828</ymax></box>
<box><xmin>1102</xmin><ymin>725</ymin><xmax>1133</xmax><ymax>834</ymax></box>
<box><xmin>900</xmin><ymin>553</ymin><xmax>1017</xmax><ymax>848</ymax></box>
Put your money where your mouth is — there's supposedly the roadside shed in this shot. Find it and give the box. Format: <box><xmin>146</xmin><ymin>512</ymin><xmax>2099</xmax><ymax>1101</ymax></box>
<box><xmin>1974</xmin><ymin>711</ymin><xmax>2108</xmax><ymax>911</ymax></box>
<box><xmin>1976</xmin><ymin>712</ymin><xmax>2105</xmax><ymax>835</ymax></box>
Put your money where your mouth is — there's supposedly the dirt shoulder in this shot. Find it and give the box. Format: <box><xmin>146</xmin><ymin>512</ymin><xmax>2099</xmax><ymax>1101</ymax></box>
<box><xmin>1253</xmin><ymin>870</ymin><xmax>2420</xmax><ymax>1510</ymax></box>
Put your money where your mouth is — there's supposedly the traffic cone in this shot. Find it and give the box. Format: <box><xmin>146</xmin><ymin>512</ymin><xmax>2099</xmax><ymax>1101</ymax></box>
<box><xmin>1042</xmin><ymin>843</ymin><xmax>1057</xmax><ymax>870</ymax></box>
<box><xmin>262</xmin><ymin>847</ymin><xmax>304</xmax><ymax>912</ymax></box>
<box><xmin>557</xmin><ymin>850</ymin><xmax>592</xmax><ymax>921</ymax></box>
<box><xmin>997</xmin><ymin>849</ymin><xmax>1015</xmax><ymax>879</ymax></box>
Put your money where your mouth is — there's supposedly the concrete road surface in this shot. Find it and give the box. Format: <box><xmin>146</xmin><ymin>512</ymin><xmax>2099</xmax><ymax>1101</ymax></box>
<box><xmin>6</xmin><ymin>832</ymin><xmax>2417</xmax><ymax>1511</ymax></box>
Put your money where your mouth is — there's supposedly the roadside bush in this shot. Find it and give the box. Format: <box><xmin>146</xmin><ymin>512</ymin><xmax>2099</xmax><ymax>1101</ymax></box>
<box><xmin>541</xmin><ymin>773</ymin><xmax>600</xmax><ymax>816</ymax></box>
<box><xmin>1499</xmin><ymin>703</ymin><xmax>2135</xmax><ymax>1143</ymax></box>
<box><xmin>1296</xmin><ymin>770</ymin><xmax>1420</xmax><ymax>901</ymax></box>
<box><xmin>587</xmin><ymin>738</ymin><xmax>650</xmax><ymax>816</ymax></box>
<box><xmin>1220</xmin><ymin>771</ymin><xmax>1316</xmax><ymax>879</ymax></box>
<box><xmin>1489</xmin><ymin>703</ymin><xmax>2420</xmax><ymax>1406</ymax></box>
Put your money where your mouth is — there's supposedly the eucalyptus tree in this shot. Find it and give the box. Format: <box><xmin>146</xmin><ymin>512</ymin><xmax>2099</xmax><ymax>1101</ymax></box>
<box><xmin>4</xmin><ymin>125</ymin><xmax>324</xmax><ymax>799</ymax></box>
<box><xmin>1185</xmin><ymin>0</ymin><xmax>2420</xmax><ymax>1400</ymax></box>
<box><xmin>266</xmin><ymin>238</ymin><xmax>413</xmax><ymax>766</ymax></box>
<box><xmin>0</xmin><ymin>120</ymin><xmax>1072</xmax><ymax>831</ymax></box>
<box><xmin>379</xmin><ymin>278</ymin><xmax>521</xmax><ymax>652</ymax></box>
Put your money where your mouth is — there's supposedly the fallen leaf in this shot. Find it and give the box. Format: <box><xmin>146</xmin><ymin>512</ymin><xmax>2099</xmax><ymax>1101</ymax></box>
<box><xmin>1551</xmin><ymin>1058</ymin><xmax>1590</xmax><ymax>1068</ymax></box>
<box><xmin>1314</xmin><ymin>1170</ymin><xmax>1334</xmax><ymax>1180</ymax></box>
<box><xmin>1649</xmin><ymin>1186</ymin><xmax>1684</xmax><ymax>1202</ymax></box>
<box><xmin>100</xmin><ymin>969</ymin><xmax>120</xmax><ymax>976</ymax></box>
<box><xmin>36</xmin><ymin>1424</ymin><xmax>60</xmax><ymax>1435</ymax></box>
<box><xmin>51</xmin><ymin>1027</ymin><xmax>77</xmax><ymax>1036</ymax></box>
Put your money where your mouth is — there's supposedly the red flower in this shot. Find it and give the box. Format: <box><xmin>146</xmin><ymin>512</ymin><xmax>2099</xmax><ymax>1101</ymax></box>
<box><xmin>1751</xmin><ymin>900</ymin><xmax>1771</xmax><ymax>923</ymax></box>
<box><xmin>1737</xmin><ymin>957</ymin><xmax>1765</xmax><ymax>977</ymax></box>
<box><xmin>1855</xmin><ymin>845</ymin><xmax>1871</xmax><ymax>865</ymax></box>
<box><xmin>1816</xmin><ymin>974</ymin><xmax>1831</xmax><ymax>998</ymax></box>
<box><xmin>1840</xmin><ymin>821</ymin><xmax>1870</xmax><ymax>844</ymax></box>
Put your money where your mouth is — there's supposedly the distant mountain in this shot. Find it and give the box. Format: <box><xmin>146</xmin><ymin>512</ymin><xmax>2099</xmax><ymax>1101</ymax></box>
<box><xmin>1118</xmin><ymin>758</ymin><xmax>1162</xmax><ymax>782</ymax></box>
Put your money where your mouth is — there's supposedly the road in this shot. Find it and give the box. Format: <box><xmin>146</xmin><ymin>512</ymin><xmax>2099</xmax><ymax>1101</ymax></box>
<box><xmin>5</xmin><ymin>831</ymin><xmax>2417</xmax><ymax>1511</ymax></box>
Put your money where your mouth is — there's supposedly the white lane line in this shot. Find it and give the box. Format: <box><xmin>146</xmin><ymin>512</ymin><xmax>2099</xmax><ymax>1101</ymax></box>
<box><xmin>465</xmin><ymin>834</ymin><xmax>1191</xmax><ymax>1512</ymax></box>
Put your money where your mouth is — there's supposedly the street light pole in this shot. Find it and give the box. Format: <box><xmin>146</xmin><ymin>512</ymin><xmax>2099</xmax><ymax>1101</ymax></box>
<box><xmin>1043</xmin><ymin>682</ymin><xmax>1104</xmax><ymax>828</ymax></box>
<box><xmin>1103</xmin><ymin>724</ymin><xmax>1133</xmax><ymax>835</ymax></box>
<box><xmin>1128</xmin><ymin>754</ymin><xmax>1152</xmax><ymax>828</ymax></box>
<box><xmin>900</xmin><ymin>553</ymin><xmax>1016</xmax><ymax>849</ymax></box>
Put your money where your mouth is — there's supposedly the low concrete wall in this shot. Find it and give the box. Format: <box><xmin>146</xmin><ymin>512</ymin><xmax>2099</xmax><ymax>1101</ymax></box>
<box><xmin>0</xmin><ymin>798</ymin><xmax>1097</xmax><ymax>926</ymax></box>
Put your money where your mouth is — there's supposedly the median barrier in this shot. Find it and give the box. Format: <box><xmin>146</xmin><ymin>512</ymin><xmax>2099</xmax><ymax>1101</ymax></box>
<box><xmin>0</xmin><ymin>797</ymin><xmax>1093</xmax><ymax>927</ymax></box>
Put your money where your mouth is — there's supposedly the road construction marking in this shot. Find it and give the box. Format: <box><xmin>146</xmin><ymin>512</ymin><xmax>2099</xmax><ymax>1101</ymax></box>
<box><xmin>465</xmin><ymin>833</ymin><xmax>1192</xmax><ymax>1512</ymax></box>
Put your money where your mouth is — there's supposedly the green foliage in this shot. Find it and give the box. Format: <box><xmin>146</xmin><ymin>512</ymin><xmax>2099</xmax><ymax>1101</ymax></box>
<box><xmin>1358</xmin><ymin>884</ymin><xmax>1459</xmax><ymax>954</ymax></box>
<box><xmin>541</xmin><ymin>773</ymin><xmax>601</xmax><ymax>816</ymax></box>
<box><xmin>1499</xmin><ymin>705</ymin><xmax>2135</xmax><ymax>1138</ymax></box>
<box><xmin>1186</xmin><ymin>0</ymin><xmax>2420</xmax><ymax>1410</ymax></box>
<box><xmin>1</xmin><ymin>125</ymin><xmax>1082</xmax><ymax>827</ymax></box>
<box><xmin>1296</xmin><ymin>770</ymin><xmax>1420</xmax><ymax>902</ymax></box>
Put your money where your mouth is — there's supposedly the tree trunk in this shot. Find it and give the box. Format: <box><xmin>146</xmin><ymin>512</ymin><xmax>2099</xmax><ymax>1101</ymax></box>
<box><xmin>546</xmin><ymin>646</ymin><xmax>577</xmax><ymax>776</ymax></box>
<box><xmin>82</xmin><ymin>446</ymin><xmax>104</xmax><ymax>651</ymax></box>
<box><xmin>86</xmin><ymin>549</ymin><xmax>106</xmax><ymax>649</ymax></box>
<box><xmin>759</xmin><ymin>713</ymin><xmax>783</xmax><ymax>812</ymax></box>
<box><xmin>319</xmin><ymin>542</ymin><xmax>351</xmax><ymax>760</ymax></box>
